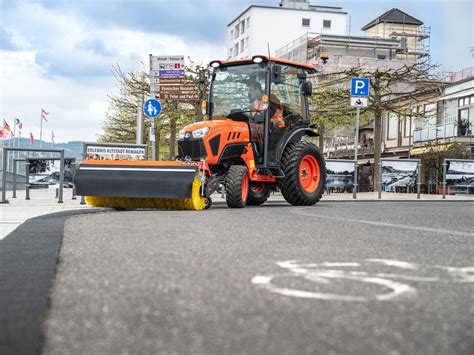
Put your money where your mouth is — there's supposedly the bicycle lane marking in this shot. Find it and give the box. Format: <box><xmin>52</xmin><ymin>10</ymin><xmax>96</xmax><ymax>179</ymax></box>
<box><xmin>252</xmin><ymin>259</ymin><xmax>473</xmax><ymax>302</ymax></box>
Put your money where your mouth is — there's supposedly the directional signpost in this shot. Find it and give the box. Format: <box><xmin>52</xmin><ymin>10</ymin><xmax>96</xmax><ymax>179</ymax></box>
<box><xmin>350</xmin><ymin>78</ymin><xmax>370</xmax><ymax>199</ymax></box>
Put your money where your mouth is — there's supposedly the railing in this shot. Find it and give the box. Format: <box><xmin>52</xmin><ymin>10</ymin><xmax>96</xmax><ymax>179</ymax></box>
<box><xmin>414</xmin><ymin>123</ymin><xmax>458</xmax><ymax>143</ymax></box>
<box><xmin>327</xmin><ymin>144</ymin><xmax>374</xmax><ymax>158</ymax></box>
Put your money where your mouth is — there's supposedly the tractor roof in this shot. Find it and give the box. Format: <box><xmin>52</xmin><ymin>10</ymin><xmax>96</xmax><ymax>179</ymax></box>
<box><xmin>212</xmin><ymin>56</ymin><xmax>316</xmax><ymax>73</ymax></box>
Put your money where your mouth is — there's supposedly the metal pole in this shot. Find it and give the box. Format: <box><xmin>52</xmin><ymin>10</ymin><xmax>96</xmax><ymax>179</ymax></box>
<box><xmin>442</xmin><ymin>160</ymin><xmax>447</xmax><ymax>199</ymax></box>
<box><xmin>352</xmin><ymin>160</ymin><xmax>358</xmax><ymax>199</ymax></box>
<box><xmin>58</xmin><ymin>151</ymin><xmax>64</xmax><ymax>203</ymax></box>
<box><xmin>1</xmin><ymin>148</ymin><xmax>7</xmax><ymax>203</ymax></box>
<box><xmin>40</xmin><ymin>110</ymin><xmax>43</xmax><ymax>148</ymax></box>
<box><xmin>12</xmin><ymin>159</ymin><xmax>17</xmax><ymax>198</ymax></box>
<box><xmin>151</xmin><ymin>120</ymin><xmax>156</xmax><ymax>161</ymax></box>
<box><xmin>417</xmin><ymin>162</ymin><xmax>421</xmax><ymax>200</ymax></box>
<box><xmin>80</xmin><ymin>142</ymin><xmax>86</xmax><ymax>205</ymax></box>
<box><xmin>137</xmin><ymin>93</ymin><xmax>144</xmax><ymax>144</ymax></box>
<box><xmin>25</xmin><ymin>162</ymin><xmax>30</xmax><ymax>200</ymax></box>
<box><xmin>408</xmin><ymin>97</ymin><xmax>413</xmax><ymax>158</ymax></box>
<box><xmin>353</xmin><ymin>106</ymin><xmax>360</xmax><ymax>199</ymax></box>
<box><xmin>378</xmin><ymin>161</ymin><xmax>382</xmax><ymax>199</ymax></box>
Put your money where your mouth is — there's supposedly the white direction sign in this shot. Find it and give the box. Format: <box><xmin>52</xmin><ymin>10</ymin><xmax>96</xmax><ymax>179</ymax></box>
<box><xmin>351</xmin><ymin>97</ymin><xmax>368</xmax><ymax>107</ymax></box>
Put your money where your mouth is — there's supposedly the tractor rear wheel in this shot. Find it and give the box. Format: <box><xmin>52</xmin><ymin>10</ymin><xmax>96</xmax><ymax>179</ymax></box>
<box><xmin>226</xmin><ymin>165</ymin><xmax>249</xmax><ymax>208</ymax></box>
<box><xmin>247</xmin><ymin>183</ymin><xmax>271</xmax><ymax>206</ymax></box>
<box><xmin>279</xmin><ymin>141</ymin><xmax>326</xmax><ymax>206</ymax></box>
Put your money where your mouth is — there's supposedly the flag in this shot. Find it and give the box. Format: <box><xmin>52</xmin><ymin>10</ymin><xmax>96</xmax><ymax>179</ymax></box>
<box><xmin>19</xmin><ymin>122</ymin><xmax>23</xmax><ymax>130</ymax></box>
<box><xmin>3</xmin><ymin>120</ymin><xmax>11</xmax><ymax>135</ymax></box>
<box><xmin>15</xmin><ymin>118</ymin><xmax>20</xmax><ymax>125</ymax></box>
<box><xmin>30</xmin><ymin>132</ymin><xmax>34</xmax><ymax>144</ymax></box>
<box><xmin>41</xmin><ymin>108</ymin><xmax>49</xmax><ymax>122</ymax></box>
<box><xmin>0</xmin><ymin>130</ymin><xmax>3</xmax><ymax>139</ymax></box>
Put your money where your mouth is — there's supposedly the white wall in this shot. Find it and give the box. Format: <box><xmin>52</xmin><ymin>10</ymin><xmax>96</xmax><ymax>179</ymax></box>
<box><xmin>227</xmin><ymin>6</ymin><xmax>348</xmax><ymax>60</ymax></box>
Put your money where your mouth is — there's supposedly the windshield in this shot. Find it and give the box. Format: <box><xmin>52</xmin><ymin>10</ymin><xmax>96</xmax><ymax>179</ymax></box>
<box><xmin>210</xmin><ymin>63</ymin><xmax>267</xmax><ymax>118</ymax></box>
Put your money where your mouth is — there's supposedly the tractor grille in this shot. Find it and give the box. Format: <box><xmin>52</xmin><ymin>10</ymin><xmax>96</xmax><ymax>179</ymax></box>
<box><xmin>177</xmin><ymin>139</ymin><xmax>207</xmax><ymax>160</ymax></box>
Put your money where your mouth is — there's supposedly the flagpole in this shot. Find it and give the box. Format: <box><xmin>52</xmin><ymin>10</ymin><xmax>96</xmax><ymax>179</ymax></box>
<box><xmin>40</xmin><ymin>109</ymin><xmax>43</xmax><ymax>148</ymax></box>
<box><xmin>51</xmin><ymin>130</ymin><xmax>53</xmax><ymax>158</ymax></box>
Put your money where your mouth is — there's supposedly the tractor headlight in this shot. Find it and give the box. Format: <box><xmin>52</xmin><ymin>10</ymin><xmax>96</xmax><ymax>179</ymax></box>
<box><xmin>178</xmin><ymin>129</ymin><xmax>186</xmax><ymax>140</ymax></box>
<box><xmin>192</xmin><ymin>127</ymin><xmax>210</xmax><ymax>139</ymax></box>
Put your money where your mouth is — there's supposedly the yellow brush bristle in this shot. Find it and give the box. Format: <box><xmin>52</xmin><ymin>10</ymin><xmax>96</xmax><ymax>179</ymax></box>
<box><xmin>85</xmin><ymin>177</ymin><xmax>206</xmax><ymax>211</ymax></box>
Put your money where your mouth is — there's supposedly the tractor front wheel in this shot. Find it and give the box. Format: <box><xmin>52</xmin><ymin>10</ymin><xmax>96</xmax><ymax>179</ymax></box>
<box><xmin>279</xmin><ymin>141</ymin><xmax>326</xmax><ymax>206</ymax></box>
<box><xmin>225</xmin><ymin>165</ymin><xmax>249</xmax><ymax>208</ymax></box>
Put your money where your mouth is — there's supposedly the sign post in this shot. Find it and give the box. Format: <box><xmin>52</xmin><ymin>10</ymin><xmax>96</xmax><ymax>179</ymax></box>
<box><xmin>350</xmin><ymin>78</ymin><xmax>369</xmax><ymax>199</ymax></box>
<box><xmin>143</xmin><ymin>98</ymin><xmax>162</xmax><ymax>161</ymax></box>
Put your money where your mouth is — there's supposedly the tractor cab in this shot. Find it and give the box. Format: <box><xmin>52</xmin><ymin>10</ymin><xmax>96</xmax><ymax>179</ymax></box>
<box><xmin>204</xmin><ymin>56</ymin><xmax>316</xmax><ymax>167</ymax></box>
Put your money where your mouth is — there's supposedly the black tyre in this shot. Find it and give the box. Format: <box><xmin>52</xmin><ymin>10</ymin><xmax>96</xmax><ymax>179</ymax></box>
<box><xmin>279</xmin><ymin>141</ymin><xmax>326</xmax><ymax>206</ymax></box>
<box><xmin>225</xmin><ymin>165</ymin><xmax>249</xmax><ymax>208</ymax></box>
<box><xmin>247</xmin><ymin>183</ymin><xmax>271</xmax><ymax>206</ymax></box>
<box><xmin>204</xmin><ymin>196</ymin><xmax>212</xmax><ymax>210</ymax></box>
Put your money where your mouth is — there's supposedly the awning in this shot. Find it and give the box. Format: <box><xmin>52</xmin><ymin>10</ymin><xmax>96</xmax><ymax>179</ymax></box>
<box><xmin>440</xmin><ymin>88</ymin><xmax>474</xmax><ymax>101</ymax></box>
<box><xmin>411</xmin><ymin>143</ymin><xmax>453</xmax><ymax>156</ymax></box>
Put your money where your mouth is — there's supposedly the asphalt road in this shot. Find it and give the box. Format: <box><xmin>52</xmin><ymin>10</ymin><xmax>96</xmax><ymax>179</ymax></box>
<box><xmin>1</xmin><ymin>201</ymin><xmax>473</xmax><ymax>354</ymax></box>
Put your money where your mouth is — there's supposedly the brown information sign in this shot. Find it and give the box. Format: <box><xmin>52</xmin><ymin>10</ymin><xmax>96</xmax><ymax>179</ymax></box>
<box><xmin>160</xmin><ymin>93</ymin><xmax>199</xmax><ymax>100</ymax></box>
<box><xmin>159</xmin><ymin>85</ymin><xmax>198</xmax><ymax>93</ymax></box>
<box><xmin>157</xmin><ymin>77</ymin><xmax>185</xmax><ymax>85</ymax></box>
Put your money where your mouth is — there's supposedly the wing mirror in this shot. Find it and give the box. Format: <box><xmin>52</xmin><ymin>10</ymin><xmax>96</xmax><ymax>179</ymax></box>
<box><xmin>302</xmin><ymin>81</ymin><xmax>313</xmax><ymax>96</ymax></box>
<box><xmin>272</xmin><ymin>65</ymin><xmax>283</xmax><ymax>84</ymax></box>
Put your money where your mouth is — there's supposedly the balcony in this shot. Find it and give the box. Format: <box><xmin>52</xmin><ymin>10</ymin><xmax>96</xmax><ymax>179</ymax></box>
<box><xmin>413</xmin><ymin>122</ymin><xmax>474</xmax><ymax>144</ymax></box>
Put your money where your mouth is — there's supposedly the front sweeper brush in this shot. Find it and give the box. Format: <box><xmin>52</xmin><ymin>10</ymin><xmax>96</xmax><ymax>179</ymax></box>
<box><xmin>74</xmin><ymin>161</ymin><xmax>206</xmax><ymax>210</ymax></box>
<box><xmin>74</xmin><ymin>56</ymin><xmax>327</xmax><ymax>210</ymax></box>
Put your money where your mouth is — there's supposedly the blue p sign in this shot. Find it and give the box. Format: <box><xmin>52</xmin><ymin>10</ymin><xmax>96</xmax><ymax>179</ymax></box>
<box><xmin>351</xmin><ymin>78</ymin><xmax>369</xmax><ymax>97</ymax></box>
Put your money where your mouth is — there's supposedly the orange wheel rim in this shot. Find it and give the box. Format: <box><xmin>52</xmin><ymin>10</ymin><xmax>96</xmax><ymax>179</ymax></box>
<box><xmin>299</xmin><ymin>155</ymin><xmax>320</xmax><ymax>193</ymax></box>
<box><xmin>241</xmin><ymin>173</ymin><xmax>249</xmax><ymax>202</ymax></box>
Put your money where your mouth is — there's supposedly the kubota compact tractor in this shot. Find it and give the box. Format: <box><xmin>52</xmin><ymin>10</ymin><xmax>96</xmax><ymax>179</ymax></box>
<box><xmin>74</xmin><ymin>56</ymin><xmax>326</xmax><ymax>210</ymax></box>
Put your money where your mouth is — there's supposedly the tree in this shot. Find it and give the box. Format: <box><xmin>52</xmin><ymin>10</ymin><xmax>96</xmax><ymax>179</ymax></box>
<box><xmin>420</xmin><ymin>143</ymin><xmax>470</xmax><ymax>191</ymax></box>
<box><xmin>310</xmin><ymin>62</ymin><xmax>442</xmax><ymax>189</ymax></box>
<box><xmin>99</xmin><ymin>59</ymin><xmax>209</xmax><ymax>159</ymax></box>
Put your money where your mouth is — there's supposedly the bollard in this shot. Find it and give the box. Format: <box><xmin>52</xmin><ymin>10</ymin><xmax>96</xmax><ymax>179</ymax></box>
<box><xmin>58</xmin><ymin>151</ymin><xmax>64</xmax><ymax>203</ymax></box>
<box><xmin>55</xmin><ymin>187</ymin><xmax>59</xmax><ymax>198</ymax></box>
<box><xmin>12</xmin><ymin>160</ymin><xmax>17</xmax><ymax>199</ymax></box>
<box><xmin>417</xmin><ymin>162</ymin><xmax>421</xmax><ymax>200</ymax></box>
<box><xmin>377</xmin><ymin>162</ymin><xmax>382</xmax><ymax>199</ymax></box>
<box><xmin>1</xmin><ymin>148</ymin><xmax>8</xmax><ymax>203</ymax></box>
<box><xmin>25</xmin><ymin>162</ymin><xmax>30</xmax><ymax>200</ymax></box>
<box><xmin>442</xmin><ymin>160</ymin><xmax>447</xmax><ymax>200</ymax></box>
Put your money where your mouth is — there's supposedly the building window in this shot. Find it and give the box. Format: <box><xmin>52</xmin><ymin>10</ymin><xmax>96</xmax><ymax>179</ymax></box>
<box><xmin>323</xmin><ymin>20</ymin><xmax>331</xmax><ymax>29</ymax></box>
<box><xmin>400</xmin><ymin>36</ymin><xmax>407</xmax><ymax>48</ymax></box>
<box><xmin>404</xmin><ymin>117</ymin><xmax>412</xmax><ymax>137</ymax></box>
<box><xmin>246</xmin><ymin>17</ymin><xmax>250</xmax><ymax>28</ymax></box>
<box><xmin>387</xmin><ymin>114</ymin><xmax>397</xmax><ymax>140</ymax></box>
<box><xmin>241</xmin><ymin>22</ymin><xmax>245</xmax><ymax>35</ymax></box>
<box><xmin>302</xmin><ymin>18</ymin><xmax>310</xmax><ymax>27</ymax></box>
<box><xmin>228</xmin><ymin>48</ymin><xmax>233</xmax><ymax>58</ymax></box>
<box><xmin>230</xmin><ymin>30</ymin><xmax>233</xmax><ymax>40</ymax></box>
<box><xmin>234</xmin><ymin>25</ymin><xmax>239</xmax><ymax>38</ymax></box>
<box><xmin>234</xmin><ymin>43</ymin><xmax>239</xmax><ymax>57</ymax></box>
<box><xmin>240</xmin><ymin>39</ymin><xmax>244</xmax><ymax>53</ymax></box>
<box><xmin>245</xmin><ymin>36</ymin><xmax>249</xmax><ymax>48</ymax></box>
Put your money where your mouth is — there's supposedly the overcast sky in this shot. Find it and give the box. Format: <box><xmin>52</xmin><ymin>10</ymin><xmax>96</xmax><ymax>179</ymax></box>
<box><xmin>1</xmin><ymin>0</ymin><xmax>472</xmax><ymax>143</ymax></box>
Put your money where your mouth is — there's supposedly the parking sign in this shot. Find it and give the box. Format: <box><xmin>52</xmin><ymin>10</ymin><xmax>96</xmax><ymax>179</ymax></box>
<box><xmin>351</xmin><ymin>78</ymin><xmax>369</xmax><ymax>97</ymax></box>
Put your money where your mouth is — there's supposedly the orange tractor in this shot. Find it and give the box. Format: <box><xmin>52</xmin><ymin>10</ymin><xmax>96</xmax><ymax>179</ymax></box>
<box><xmin>74</xmin><ymin>56</ymin><xmax>326</xmax><ymax>210</ymax></box>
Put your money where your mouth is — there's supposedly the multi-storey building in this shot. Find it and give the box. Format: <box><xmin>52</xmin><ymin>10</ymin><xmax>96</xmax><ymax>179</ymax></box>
<box><xmin>226</xmin><ymin>0</ymin><xmax>348</xmax><ymax>60</ymax></box>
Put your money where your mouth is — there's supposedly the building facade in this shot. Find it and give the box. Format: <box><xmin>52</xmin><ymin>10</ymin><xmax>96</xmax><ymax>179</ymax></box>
<box><xmin>226</xmin><ymin>0</ymin><xmax>348</xmax><ymax>60</ymax></box>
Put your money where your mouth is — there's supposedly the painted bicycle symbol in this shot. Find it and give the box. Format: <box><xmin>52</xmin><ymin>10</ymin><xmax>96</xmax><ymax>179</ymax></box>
<box><xmin>252</xmin><ymin>259</ymin><xmax>474</xmax><ymax>302</ymax></box>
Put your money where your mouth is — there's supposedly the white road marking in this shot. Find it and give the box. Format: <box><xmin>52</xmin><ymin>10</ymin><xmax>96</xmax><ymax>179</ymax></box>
<box><xmin>366</xmin><ymin>259</ymin><xmax>419</xmax><ymax>270</ymax></box>
<box><xmin>290</xmin><ymin>209</ymin><xmax>474</xmax><ymax>237</ymax></box>
<box><xmin>252</xmin><ymin>259</ymin><xmax>474</xmax><ymax>302</ymax></box>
